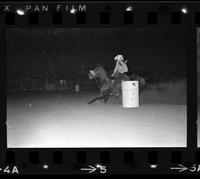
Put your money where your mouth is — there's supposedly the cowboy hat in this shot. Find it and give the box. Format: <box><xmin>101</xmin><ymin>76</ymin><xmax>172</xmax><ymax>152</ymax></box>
<box><xmin>114</xmin><ymin>54</ymin><xmax>124</xmax><ymax>61</ymax></box>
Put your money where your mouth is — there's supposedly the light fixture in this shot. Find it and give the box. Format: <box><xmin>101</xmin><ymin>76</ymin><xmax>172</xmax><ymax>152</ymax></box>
<box><xmin>126</xmin><ymin>6</ymin><xmax>133</xmax><ymax>12</ymax></box>
<box><xmin>70</xmin><ymin>8</ymin><xmax>77</xmax><ymax>14</ymax></box>
<box><xmin>43</xmin><ymin>164</ymin><xmax>48</xmax><ymax>169</ymax></box>
<box><xmin>96</xmin><ymin>164</ymin><xmax>101</xmax><ymax>168</ymax></box>
<box><xmin>150</xmin><ymin>164</ymin><xmax>158</xmax><ymax>169</ymax></box>
<box><xmin>181</xmin><ymin>7</ymin><xmax>188</xmax><ymax>14</ymax></box>
<box><xmin>16</xmin><ymin>9</ymin><xmax>25</xmax><ymax>15</ymax></box>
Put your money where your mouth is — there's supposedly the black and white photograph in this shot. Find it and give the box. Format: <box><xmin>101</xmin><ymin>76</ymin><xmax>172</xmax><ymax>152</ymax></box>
<box><xmin>6</xmin><ymin>28</ymin><xmax>187</xmax><ymax>148</ymax></box>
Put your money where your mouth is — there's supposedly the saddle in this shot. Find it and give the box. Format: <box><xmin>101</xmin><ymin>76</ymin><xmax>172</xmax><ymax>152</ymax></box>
<box><xmin>110</xmin><ymin>76</ymin><xmax>116</xmax><ymax>80</ymax></box>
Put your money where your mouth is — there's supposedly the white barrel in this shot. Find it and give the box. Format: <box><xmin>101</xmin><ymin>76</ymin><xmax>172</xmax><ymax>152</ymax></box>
<box><xmin>75</xmin><ymin>84</ymin><xmax>79</xmax><ymax>92</ymax></box>
<box><xmin>122</xmin><ymin>81</ymin><xmax>139</xmax><ymax>108</ymax></box>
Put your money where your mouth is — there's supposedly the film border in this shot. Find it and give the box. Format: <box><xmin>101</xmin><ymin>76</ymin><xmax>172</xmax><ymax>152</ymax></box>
<box><xmin>0</xmin><ymin>1</ymin><xmax>199</xmax><ymax>174</ymax></box>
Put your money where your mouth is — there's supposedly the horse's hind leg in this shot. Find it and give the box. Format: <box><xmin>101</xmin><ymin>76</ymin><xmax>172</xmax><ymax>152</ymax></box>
<box><xmin>139</xmin><ymin>85</ymin><xmax>146</xmax><ymax>95</ymax></box>
<box><xmin>103</xmin><ymin>95</ymin><xmax>110</xmax><ymax>103</ymax></box>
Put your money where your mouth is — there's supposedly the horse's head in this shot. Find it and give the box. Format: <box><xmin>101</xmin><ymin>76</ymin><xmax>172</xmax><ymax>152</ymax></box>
<box><xmin>88</xmin><ymin>66</ymin><xmax>106</xmax><ymax>80</ymax></box>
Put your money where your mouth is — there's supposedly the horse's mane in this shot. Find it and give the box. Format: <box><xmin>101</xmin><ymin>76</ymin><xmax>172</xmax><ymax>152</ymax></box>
<box><xmin>98</xmin><ymin>66</ymin><xmax>110</xmax><ymax>79</ymax></box>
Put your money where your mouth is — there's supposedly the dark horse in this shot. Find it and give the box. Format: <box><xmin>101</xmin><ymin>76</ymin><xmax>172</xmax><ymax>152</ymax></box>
<box><xmin>88</xmin><ymin>66</ymin><xmax>146</xmax><ymax>104</ymax></box>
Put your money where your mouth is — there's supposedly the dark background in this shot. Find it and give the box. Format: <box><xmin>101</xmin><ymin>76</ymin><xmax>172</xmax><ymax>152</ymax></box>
<box><xmin>6</xmin><ymin>28</ymin><xmax>187</xmax><ymax>81</ymax></box>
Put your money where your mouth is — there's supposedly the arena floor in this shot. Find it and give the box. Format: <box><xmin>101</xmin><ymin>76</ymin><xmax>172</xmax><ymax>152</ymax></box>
<box><xmin>7</xmin><ymin>82</ymin><xmax>187</xmax><ymax>148</ymax></box>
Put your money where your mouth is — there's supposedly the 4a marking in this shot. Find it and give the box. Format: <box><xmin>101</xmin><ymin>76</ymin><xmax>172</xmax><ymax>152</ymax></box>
<box><xmin>0</xmin><ymin>166</ymin><xmax>19</xmax><ymax>174</ymax></box>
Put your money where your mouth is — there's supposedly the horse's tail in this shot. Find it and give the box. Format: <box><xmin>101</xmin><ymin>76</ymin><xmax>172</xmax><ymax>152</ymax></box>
<box><xmin>140</xmin><ymin>77</ymin><xmax>146</xmax><ymax>87</ymax></box>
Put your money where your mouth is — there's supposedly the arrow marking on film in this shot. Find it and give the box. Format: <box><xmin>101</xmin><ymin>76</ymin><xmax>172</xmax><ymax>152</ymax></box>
<box><xmin>170</xmin><ymin>164</ymin><xmax>188</xmax><ymax>172</ymax></box>
<box><xmin>80</xmin><ymin>165</ymin><xmax>97</xmax><ymax>173</ymax></box>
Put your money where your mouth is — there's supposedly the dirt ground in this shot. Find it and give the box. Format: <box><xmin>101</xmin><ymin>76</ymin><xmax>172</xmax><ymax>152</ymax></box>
<box><xmin>7</xmin><ymin>81</ymin><xmax>187</xmax><ymax>148</ymax></box>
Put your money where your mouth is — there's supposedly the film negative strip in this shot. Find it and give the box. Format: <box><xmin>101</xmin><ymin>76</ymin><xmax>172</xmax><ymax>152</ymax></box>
<box><xmin>0</xmin><ymin>1</ymin><xmax>200</xmax><ymax>174</ymax></box>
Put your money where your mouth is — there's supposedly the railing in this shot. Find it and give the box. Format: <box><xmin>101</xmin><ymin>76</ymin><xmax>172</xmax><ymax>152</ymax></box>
<box><xmin>7</xmin><ymin>74</ymin><xmax>96</xmax><ymax>92</ymax></box>
<box><xmin>7</xmin><ymin>71</ymin><xmax>186</xmax><ymax>92</ymax></box>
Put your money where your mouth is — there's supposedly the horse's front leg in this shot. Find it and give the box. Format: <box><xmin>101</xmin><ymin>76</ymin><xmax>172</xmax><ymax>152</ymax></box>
<box><xmin>88</xmin><ymin>97</ymin><xmax>97</xmax><ymax>104</ymax></box>
<box><xmin>88</xmin><ymin>95</ymin><xmax>105</xmax><ymax>104</ymax></box>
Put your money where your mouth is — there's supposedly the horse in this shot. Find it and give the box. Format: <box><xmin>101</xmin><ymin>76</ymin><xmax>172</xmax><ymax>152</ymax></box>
<box><xmin>88</xmin><ymin>66</ymin><xmax>146</xmax><ymax>104</ymax></box>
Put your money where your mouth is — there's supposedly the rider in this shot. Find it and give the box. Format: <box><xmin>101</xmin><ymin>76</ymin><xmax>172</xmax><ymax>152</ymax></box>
<box><xmin>111</xmin><ymin>54</ymin><xmax>128</xmax><ymax>94</ymax></box>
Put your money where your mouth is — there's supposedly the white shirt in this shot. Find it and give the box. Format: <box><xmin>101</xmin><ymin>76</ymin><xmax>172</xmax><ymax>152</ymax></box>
<box><xmin>113</xmin><ymin>61</ymin><xmax>128</xmax><ymax>75</ymax></box>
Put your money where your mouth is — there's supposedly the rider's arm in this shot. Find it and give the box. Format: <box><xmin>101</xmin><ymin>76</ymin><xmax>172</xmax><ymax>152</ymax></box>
<box><xmin>122</xmin><ymin>63</ymin><xmax>128</xmax><ymax>72</ymax></box>
<box><xmin>112</xmin><ymin>62</ymin><xmax>118</xmax><ymax>76</ymax></box>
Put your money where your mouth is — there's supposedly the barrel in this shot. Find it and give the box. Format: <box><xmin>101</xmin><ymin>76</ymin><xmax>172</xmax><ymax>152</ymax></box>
<box><xmin>122</xmin><ymin>81</ymin><xmax>139</xmax><ymax>108</ymax></box>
